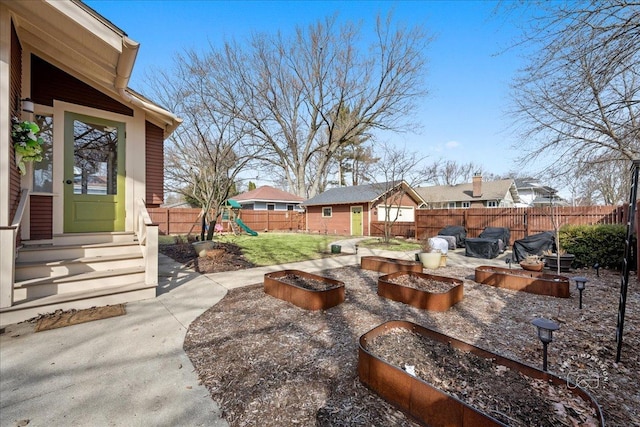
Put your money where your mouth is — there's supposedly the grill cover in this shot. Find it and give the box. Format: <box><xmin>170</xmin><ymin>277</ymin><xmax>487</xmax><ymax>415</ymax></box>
<box><xmin>465</xmin><ymin>238</ymin><xmax>501</xmax><ymax>259</ymax></box>
<box><xmin>438</xmin><ymin>226</ymin><xmax>467</xmax><ymax>248</ymax></box>
<box><xmin>513</xmin><ymin>231</ymin><xmax>555</xmax><ymax>262</ymax></box>
<box><xmin>479</xmin><ymin>227</ymin><xmax>511</xmax><ymax>247</ymax></box>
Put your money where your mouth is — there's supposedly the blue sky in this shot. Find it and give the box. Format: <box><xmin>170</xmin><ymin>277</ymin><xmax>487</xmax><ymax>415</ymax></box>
<box><xmin>86</xmin><ymin>0</ymin><xmax>541</xmax><ymax>180</ymax></box>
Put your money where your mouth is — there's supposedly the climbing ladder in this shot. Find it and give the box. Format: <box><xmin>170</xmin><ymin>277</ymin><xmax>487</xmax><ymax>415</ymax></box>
<box><xmin>615</xmin><ymin>160</ymin><xmax>640</xmax><ymax>362</ymax></box>
<box><xmin>229</xmin><ymin>220</ymin><xmax>240</xmax><ymax>236</ymax></box>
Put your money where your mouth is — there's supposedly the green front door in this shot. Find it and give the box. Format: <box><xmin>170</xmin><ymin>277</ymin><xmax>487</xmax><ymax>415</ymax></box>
<box><xmin>351</xmin><ymin>206</ymin><xmax>363</xmax><ymax>236</ymax></box>
<box><xmin>64</xmin><ymin>113</ymin><xmax>125</xmax><ymax>232</ymax></box>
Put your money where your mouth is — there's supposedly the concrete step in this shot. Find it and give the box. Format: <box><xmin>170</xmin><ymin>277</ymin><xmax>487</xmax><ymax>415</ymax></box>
<box><xmin>15</xmin><ymin>253</ymin><xmax>145</xmax><ymax>281</ymax></box>
<box><xmin>17</xmin><ymin>242</ymin><xmax>141</xmax><ymax>263</ymax></box>
<box><xmin>13</xmin><ymin>266</ymin><xmax>147</xmax><ymax>302</ymax></box>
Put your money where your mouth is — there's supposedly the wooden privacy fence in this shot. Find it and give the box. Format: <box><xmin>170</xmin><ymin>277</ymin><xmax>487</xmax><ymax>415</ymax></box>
<box><xmin>147</xmin><ymin>207</ymin><xmax>305</xmax><ymax>235</ymax></box>
<box><xmin>372</xmin><ymin>205</ymin><xmax>628</xmax><ymax>245</ymax></box>
<box><xmin>150</xmin><ymin>205</ymin><xmax>628</xmax><ymax>242</ymax></box>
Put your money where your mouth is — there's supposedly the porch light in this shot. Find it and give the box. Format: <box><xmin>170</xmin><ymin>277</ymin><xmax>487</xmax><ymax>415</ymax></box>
<box><xmin>572</xmin><ymin>276</ymin><xmax>588</xmax><ymax>309</ymax></box>
<box><xmin>531</xmin><ymin>317</ymin><xmax>560</xmax><ymax>371</ymax></box>
<box><xmin>20</xmin><ymin>98</ymin><xmax>34</xmax><ymax>114</ymax></box>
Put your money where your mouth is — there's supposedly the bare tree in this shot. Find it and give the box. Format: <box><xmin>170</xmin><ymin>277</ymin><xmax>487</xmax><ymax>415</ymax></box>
<box><xmin>368</xmin><ymin>142</ymin><xmax>432</xmax><ymax>243</ymax></box>
<box><xmin>147</xmin><ymin>56</ymin><xmax>263</xmax><ymax>240</ymax></box>
<box><xmin>424</xmin><ymin>160</ymin><xmax>490</xmax><ymax>185</ymax></box>
<box><xmin>188</xmin><ymin>13</ymin><xmax>431</xmax><ymax>198</ymax></box>
<box><xmin>510</xmin><ymin>1</ymin><xmax>640</xmax><ymax>180</ymax></box>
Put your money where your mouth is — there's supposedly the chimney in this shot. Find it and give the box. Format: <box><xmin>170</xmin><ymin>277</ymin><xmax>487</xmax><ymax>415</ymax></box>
<box><xmin>472</xmin><ymin>173</ymin><xmax>482</xmax><ymax>197</ymax></box>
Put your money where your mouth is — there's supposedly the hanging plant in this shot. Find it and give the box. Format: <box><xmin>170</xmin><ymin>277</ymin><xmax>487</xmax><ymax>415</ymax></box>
<box><xmin>11</xmin><ymin>116</ymin><xmax>44</xmax><ymax>175</ymax></box>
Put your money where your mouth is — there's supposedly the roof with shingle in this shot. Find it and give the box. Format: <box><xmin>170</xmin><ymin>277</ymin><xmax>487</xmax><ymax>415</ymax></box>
<box><xmin>302</xmin><ymin>181</ymin><xmax>424</xmax><ymax>206</ymax></box>
<box><xmin>232</xmin><ymin>185</ymin><xmax>304</xmax><ymax>203</ymax></box>
<box><xmin>415</xmin><ymin>179</ymin><xmax>520</xmax><ymax>204</ymax></box>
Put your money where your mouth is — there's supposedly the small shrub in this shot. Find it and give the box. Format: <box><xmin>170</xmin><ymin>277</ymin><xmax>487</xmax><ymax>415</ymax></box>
<box><xmin>559</xmin><ymin>224</ymin><xmax>628</xmax><ymax>269</ymax></box>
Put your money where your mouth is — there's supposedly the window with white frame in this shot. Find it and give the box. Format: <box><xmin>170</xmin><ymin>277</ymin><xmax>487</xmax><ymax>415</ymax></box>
<box><xmin>448</xmin><ymin>202</ymin><xmax>456</xmax><ymax>209</ymax></box>
<box><xmin>267</xmin><ymin>203</ymin><xmax>275</xmax><ymax>211</ymax></box>
<box><xmin>322</xmin><ymin>207</ymin><xmax>332</xmax><ymax>217</ymax></box>
<box><xmin>487</xmin><ymin>201</ymin><xmax>498</xmax><ymax>208</ymax></box>
<box><xmin>462</xmin><ymin>201</ymin><xmax>470</xmax><ymax>208</ymax></box>
<box><xmin>32</xmin><ymin>114</ymin><xmax>53</xmax><ymax>193</ymax></box>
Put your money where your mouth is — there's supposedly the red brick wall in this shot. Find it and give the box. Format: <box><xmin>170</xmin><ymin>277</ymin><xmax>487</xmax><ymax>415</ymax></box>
<box><xmin>306</xmin><ymin>204</ymin><xmax>366</xmax><ymax>236</ymax></box>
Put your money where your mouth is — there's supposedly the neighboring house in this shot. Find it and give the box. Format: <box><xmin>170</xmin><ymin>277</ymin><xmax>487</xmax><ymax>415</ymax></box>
<box><xmin>0</xmin><ymin>0</ymin><xmax>181</xmax><ymax>326</ymax></box>
<box><xmin>302</xmin><ymin>181</ymin><xmax>426</xmax><ymax>236</ymax></box>
<box><xmin>514</xmin><ymin>177</ymin><xmax>568</xmax><ymax>207</ymax></box>
<box><xmin>231</xmin><ymin>185</ymin><xmax>304</xmax><ymax>211</ymax></box>
<box><xmin>416</xmin><ymin>175</ymin><xmax>520</xmax><ymax>209</ymax></box>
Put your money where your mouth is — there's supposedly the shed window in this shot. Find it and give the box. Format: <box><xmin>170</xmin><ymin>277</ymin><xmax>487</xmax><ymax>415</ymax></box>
<box><xmin>322</xmin><ymin>207</ymin><xmax>332</xmax><ymax>218</ymax></box>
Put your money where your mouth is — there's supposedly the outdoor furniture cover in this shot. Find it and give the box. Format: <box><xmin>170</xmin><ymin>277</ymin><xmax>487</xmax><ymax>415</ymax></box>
<box><xmin>465</xmin><ymin>238</ymin><xmax>501</xmax><ymax>259</ymax></box>
<box><xmin>513</xmin><ymin>231</ymin><xmax>555</xmax><ymax>262</ymax></box>
<box><xmin>428</xmin><ymin>237</ymin><xmax>449</xmax><ymax>254</ymax></box>
<box><xmin>479</xmin><ymin>227</ymin><xmax>511</xmax><ymax>248</ymax></box>
<box><xmin>436</xmin><ymin>235</ymin><xmax>457</xmax><ymax>250</ymax></box>
<box><xmin>438</xmin><ymin>226</ymin><xmax>466</xmax><ymax>248</ymax></box>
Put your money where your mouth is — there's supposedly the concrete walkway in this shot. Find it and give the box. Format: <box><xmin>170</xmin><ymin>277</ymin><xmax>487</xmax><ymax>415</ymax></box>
<box><xmin>0</xmin><ymin>240</ymin><xmax>511</xmax><ymax>427</ymax></box>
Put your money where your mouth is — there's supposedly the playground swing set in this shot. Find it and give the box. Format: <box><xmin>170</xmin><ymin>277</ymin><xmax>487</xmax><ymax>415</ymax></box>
<box><xmin>224</xmin><ymin>199</ymin><xmax>258</xmax><ymax>236</ymax></box>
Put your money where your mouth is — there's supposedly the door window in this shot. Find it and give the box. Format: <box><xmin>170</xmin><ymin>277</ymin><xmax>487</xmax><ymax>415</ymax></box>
<box><xmin>72</xmin><ymin>119</ymin><xmax>119</xmax><ymax>195</ymax></box>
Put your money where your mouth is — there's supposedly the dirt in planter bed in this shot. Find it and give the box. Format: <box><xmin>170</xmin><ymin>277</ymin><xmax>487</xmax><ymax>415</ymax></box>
<box><xmin>367</xmin><ymin>327</ymin><xmax>599</xmax><ymax>427</ymax></box>
<box><xmin>277</xmin><ymin>273</ymin><xmax>340</xmax><ymax>291</ymax></box>
<box><xmin>388</xmin><ymin>274</ymin><xmax>457</xmax><ymax>293</ymax></box>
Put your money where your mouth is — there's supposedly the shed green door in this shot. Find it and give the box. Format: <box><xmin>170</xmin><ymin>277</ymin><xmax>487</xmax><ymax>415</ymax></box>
<box><xmin>64</xmin><ymin>113</ymin><xmax>125</xmax><ymax>232</ymax></box>
<box><xmin>351</xmin><ymin>206</ymin><xmax>363</xmax><ymax>236</ymax></box>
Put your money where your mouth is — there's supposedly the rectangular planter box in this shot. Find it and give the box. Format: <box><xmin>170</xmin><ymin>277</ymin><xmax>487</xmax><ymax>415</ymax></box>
<box><xmin>475</xmin><ymin>265</ymin><xmax>570</xmax><ymax>298</ymax></box>
<box><xmin>361</xmin><ymin>256</ymin><xmax>423</xmax><ymax>274</ymax></box>
<box><xmin>378</xmin><ymin>271</ymin><xmax>463</xmax><ymax>312</ymax></box>
<box><xmin>358</xmin><ymin>320</ymin><xmax>604</xmax><ymax>427</ymax></box>
<box><xmin>264</xmin><ymin>269</ymin><xmax>345</xmax><ymax>310</ymax></box>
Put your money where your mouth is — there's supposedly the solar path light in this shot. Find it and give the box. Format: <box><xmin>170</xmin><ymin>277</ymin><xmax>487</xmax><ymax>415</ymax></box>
<box><xmin>531</xmin><ymin>318</ymin><xmax>560</xmax><ymax>371</ymax></box>
<box><xmin>572</xmin><ymin>276</ymin><xmax>588</xmax><ymax>309</ymax></box>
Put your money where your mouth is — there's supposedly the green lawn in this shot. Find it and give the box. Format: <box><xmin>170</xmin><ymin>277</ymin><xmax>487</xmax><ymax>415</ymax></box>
<box><xmin>215</xmin><ymin>232</ymin><xmax>347</xmax><ymax>266</ymax></box>
<box><xmin>160</xmin><ymin>232</ymin><xmax>420</xmax><ymax>266</ymax></box>
<box><xmin>358</xmin><ymin>238</ymin><xmax>421</xmax><ymax>251</ymax></box>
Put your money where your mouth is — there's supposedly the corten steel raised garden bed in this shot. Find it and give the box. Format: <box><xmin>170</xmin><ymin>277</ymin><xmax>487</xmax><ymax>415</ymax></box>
<box><xmin>378</xmin><ymin>271</ymin><xmax>463</xmax><ymax>312</ymax></box>
<box><xmin>475</xmin><ymin>265</ymin><xmax>571</xmax><ymax>298</ymax></box>
<box><xmin>360</xmin><ymin>256</ymin><xmax>423</xmax><ymax>274</ymax></box>
<box><xmin>263</xmin><ymin>269</ymin><xmax>345</xmax><ymax>310</ymax></box>
<box><xmin>358</xmin><ymin>320</ymin><xmax>605</xmax><ymax>427</ymax></box>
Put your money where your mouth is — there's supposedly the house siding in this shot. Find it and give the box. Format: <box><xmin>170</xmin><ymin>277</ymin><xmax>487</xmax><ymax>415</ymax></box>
<box><xmin>31</xmin><ymin>55</ymin><xmax>133</xmax><ymax>116</ymax></box>
<box><xmin>29</xmin><ymin>195</ymin><xmax>52</xmax><ymax>239</ymax></box>
<box><xmin>145</xmin><ymin>121</ymin><xmax>164</xmax><ymax>207</ymax></box>
<box><xmin>8</xmin><ymin>20</ymin><xmax>21</xmax><ymax>228</ymax></box>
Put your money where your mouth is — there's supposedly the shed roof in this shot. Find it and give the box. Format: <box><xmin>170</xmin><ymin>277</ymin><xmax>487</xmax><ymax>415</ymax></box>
<box><xmin>303</xmin><ymin>181</ymin><xmax>424</xmax><ymax>206</ymax></box>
